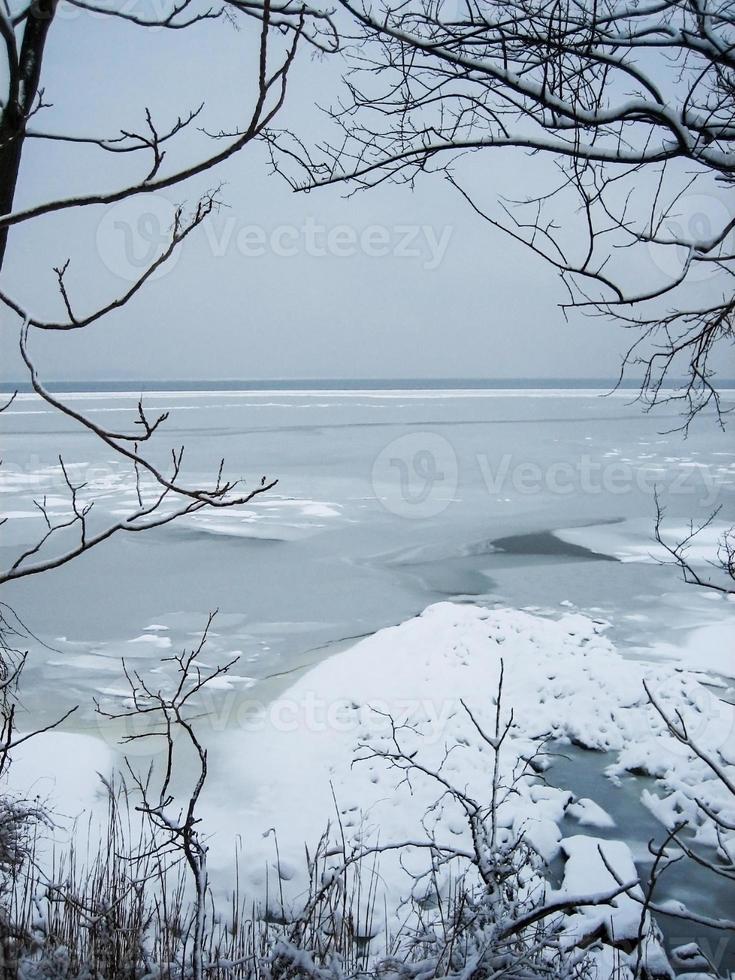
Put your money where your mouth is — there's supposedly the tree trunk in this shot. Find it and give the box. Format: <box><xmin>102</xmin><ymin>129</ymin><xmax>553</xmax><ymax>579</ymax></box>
<box><xmin>0</xmin><ymin>0</ymin><xmax>57</xmax><ymax>273</ymax></box>
<box><xmin>0</xmin><ymin>123</ymin><xmax>25</xmax><ymax>272</ymax></box>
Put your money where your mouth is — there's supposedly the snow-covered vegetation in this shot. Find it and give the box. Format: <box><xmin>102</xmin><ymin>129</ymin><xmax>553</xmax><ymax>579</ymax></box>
<box><xmin>2</xmin><ymin>600</ymin><xmax>733</xmax><ymax>979</ymax></box>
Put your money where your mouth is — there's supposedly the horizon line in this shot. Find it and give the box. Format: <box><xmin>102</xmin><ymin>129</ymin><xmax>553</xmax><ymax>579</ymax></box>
<box><xmin>4</xmin><ymin>375</ymin><xmax>734</xmax><ymax>392</ymax></box>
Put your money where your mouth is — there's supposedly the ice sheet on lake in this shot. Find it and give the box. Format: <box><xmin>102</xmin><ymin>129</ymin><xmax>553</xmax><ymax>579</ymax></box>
<box><xmin>554</xmin><ymin>518</ymin><xmax>732</xmax><ymax>564</ymax></box>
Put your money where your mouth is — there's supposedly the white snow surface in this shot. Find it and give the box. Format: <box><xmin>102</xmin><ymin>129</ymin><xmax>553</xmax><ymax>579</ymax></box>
<box><xmin>643</xmin><ymin>619</ymin><xmax>735</xmax><ymax>679</ymax></box>
<box><xmin>7</xmin><ymin>601</ymin><xmax>733</xmax><ymax>973</ymax></box>
<box><xmin>554</xmin><ymin>519</ymin><xmax>731</xmax><ymax>566</ymax></box>
<box><xmin>198</xmin><ymin>602</ymin><xmax>735</xmax><ymax>929</ymax></box>
<box><xmin>7</xmin><ymin>731</ymin><xmax>113</xmax><ymax>823</ymax></box>
<box><xmin>557</xmin><ymin>836</ymin><xmax>643</xmax><ymax>945</ymax></box>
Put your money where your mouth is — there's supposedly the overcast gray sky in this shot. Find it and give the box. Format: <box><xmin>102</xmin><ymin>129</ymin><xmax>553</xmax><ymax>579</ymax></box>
<box><xmin>0</xmin><ymin>8</ymin><xmax>730</xmax><ymax>383</ymax></box>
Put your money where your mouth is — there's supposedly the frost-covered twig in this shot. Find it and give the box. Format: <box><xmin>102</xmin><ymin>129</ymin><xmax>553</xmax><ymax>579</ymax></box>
<box><xmin>653</xmin><ymin>490</ymin><xmax>735</xmax><ymax>596</ymax></box>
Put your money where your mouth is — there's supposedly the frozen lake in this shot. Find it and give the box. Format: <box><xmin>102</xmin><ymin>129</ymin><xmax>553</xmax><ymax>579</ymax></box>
<box><xmin>4</xmin><ymin>383</ymin><xmax>735</xmax><ymax>971</ymax></box>
<box><xmin>2</xmin><ymin>384</ymin><xmax>734</xmax><ymax>734</ymax></box>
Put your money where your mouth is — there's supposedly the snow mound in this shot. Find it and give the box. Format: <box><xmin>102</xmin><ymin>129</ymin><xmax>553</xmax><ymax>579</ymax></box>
<box><xmin>202</xmin><ymin>601</ymin><xmax>735</xmax><ymax>932</ymax></box>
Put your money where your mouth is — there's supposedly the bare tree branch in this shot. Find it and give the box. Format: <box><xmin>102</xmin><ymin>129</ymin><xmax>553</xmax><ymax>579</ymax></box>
<box><xmin>269</xmin><ymin>0</ymin><xmax>735</xmax><ymax>426</ymax></box>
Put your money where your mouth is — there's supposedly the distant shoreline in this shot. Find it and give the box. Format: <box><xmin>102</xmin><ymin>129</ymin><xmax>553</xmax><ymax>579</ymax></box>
<box><xmin>3</xmin><ymin>377</ymin><xmax>733</xmax><ymax>394</ymax></box>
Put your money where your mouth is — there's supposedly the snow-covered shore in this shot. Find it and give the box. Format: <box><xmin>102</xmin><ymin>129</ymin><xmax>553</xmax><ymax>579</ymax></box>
<box><xmin>9</xmin><ymin>599</ymin><xmax>735</xmax><ymax>974</ymax></box>
<box><xmin>195</xmin><ymin>602</ymin><xmax>734</xmax><ymax>955</ymax></box>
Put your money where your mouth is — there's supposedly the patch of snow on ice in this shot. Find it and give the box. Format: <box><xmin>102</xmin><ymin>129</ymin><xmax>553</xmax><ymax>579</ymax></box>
<box><xmin>567</xmin><ymin>798</ymin><xmax>616</xmax><ymax>829</ymax></box>
<box><xmin>200</xmin><ymin>601</ymin><xmax>734</xmax><ymax>941</ymax></box>
<box><xmin>127</xmin><ymin>634</ymin><xmax>172</xmax><ymax>649</ymax></box>
<box><xmin>555</xmin><ymin>519</ymin><xmax>729</xmax><ymax>565</ymax></box>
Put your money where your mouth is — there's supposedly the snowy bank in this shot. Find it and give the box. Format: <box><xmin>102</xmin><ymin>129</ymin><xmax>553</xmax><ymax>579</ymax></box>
<box><xmin>7</xmin><ymin>600</ymin><xmax>733</xmax><ymax>975</ymax></box>
<box><xmin>199</xmin><ymin>602</ymin><xmax>734</xmax><ymax>946</ymax></box>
